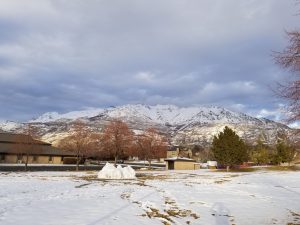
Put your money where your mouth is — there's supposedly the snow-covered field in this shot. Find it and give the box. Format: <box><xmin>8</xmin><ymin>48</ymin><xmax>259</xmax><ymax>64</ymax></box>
<box><xmin>0</xmin><ymin>170</ymin><xmax>300</xmax><ymax>225</ymax></box>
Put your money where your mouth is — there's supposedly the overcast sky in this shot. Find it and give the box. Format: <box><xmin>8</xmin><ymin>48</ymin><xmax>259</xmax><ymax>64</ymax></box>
<box><xmin>0</xmin><ymin>0</ymin><xmax>299</xmax><ymax>123</ymax></box>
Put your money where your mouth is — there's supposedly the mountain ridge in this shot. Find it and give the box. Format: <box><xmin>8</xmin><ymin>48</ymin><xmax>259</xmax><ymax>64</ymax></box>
<box><xmin>0</xmin><ymin>104</ymin><xmax>297</xmax><ymax>147</ymax></box>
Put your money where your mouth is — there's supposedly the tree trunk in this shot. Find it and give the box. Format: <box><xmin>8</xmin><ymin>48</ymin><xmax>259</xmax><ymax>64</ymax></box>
<box><xmin>148</xmin><ymin>160</ymin><xmax>152</xmax><ymax>170</ymax></box>
<box><xmin>114</xmin><ymin>156</ymin><xmax>117</xmax><ymax>166</ymax></box>
<box><xmin>84</xmin><ymin>158</ymin><xmax>87</xmax><ymax>171</ymax></box>
<box><xmin>226</xmin><ymin>165</ymin><xmax>230</xmax><ymax>172</ymax></box>
<box><xmin>76</xmin><ymin>155</ymin><xmax>79</xmax><ymax>171</ymax></box>
<box><xmin>25</xmin><ymin>154</ymin><xmax>28</xmax><ymax>171</ymax></box>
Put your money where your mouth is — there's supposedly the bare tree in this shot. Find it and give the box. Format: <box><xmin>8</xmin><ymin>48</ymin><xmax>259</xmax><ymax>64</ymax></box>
<box><xmin>58</xmin><ymin>121</ymin><xmax>97</xmax><ymax>171</ymax></box>
<box><xmin>15</xmin><ymin>124</ymin><xmax>40</xmax><ymax>171</ymax></box>
<box><xmin>275</xmin><ymin>31</ymin><xmax>300</xmax><ymax>72</ymax></box>
<box><xmin>273</xmin><ymin>14</ymin><xmax>300</xmax><ymax>123</ymax></box>
<box><xmin>101</xmin><ymin>119</ymin><xmax>134</xmax><ymax>165</ymax></box>
<box><xmin>136</xmin><ymin>128</ymin><xmax>167</xmax><ymax>168</ymax></box>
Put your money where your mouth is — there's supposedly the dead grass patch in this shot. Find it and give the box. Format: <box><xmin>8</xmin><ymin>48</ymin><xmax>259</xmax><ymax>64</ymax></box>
<box><xmin>164</xmin><ymin>196</ymin><xmax>200</xmax><ymax>221</ymax></box>
<box><xmin>215</xmin><ymin>168</ymin><xmax>258</xmax><ymax>172</ymax></box>
<box><xmin>214</xmin><ymin>179</ymin><xmax>231</xmax><ymax>184</ymax></box>
<box><xmin>78</xmin><ymin>175</ymin><xmax>98</xmax><ymax>181</ymax></box>
<box><xmin>138</xmin><ymin>174</ymin><xmax>170</xmax><ymax>181</ymax></box>
<box><xmin>265</xmin><ymin>166</ymin><xmax>300</xmax><ymax>171</ymax></box>
<box><xmin>146</xmin><ymin>207</ymin><xmax>174</xmax><ymax>223</ymax></box>
<box><xmin>288</xmin><ymin>209</ymin><xmax>300</xmax><ymax>225</ymax></box>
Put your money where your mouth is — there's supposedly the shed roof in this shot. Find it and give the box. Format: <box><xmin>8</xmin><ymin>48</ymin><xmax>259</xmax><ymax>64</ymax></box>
<box><xmin>164</xmin><ymin>157</ymin><xmax>196</xmax><ymax>162</ymax></box>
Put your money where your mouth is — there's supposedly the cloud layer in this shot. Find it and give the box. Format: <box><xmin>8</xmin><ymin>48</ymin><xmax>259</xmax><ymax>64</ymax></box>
<box><xmin>0</xmin><ymin>0</ymin><xmax>298</xmax><ymax>122</ymax></box>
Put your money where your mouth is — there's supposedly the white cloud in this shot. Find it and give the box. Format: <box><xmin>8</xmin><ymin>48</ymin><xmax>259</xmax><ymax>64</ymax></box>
<box><xmin>289</xmin><ymin>122</ymin><xmax>300</xmax><ymax>129</ymax></box>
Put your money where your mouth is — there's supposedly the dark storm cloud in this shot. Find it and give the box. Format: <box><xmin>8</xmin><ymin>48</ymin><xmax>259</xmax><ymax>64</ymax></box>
<box><xmin>0</xmin><ymin>0</ymin><xmax>298</xmax><ymax>122</ymax></box>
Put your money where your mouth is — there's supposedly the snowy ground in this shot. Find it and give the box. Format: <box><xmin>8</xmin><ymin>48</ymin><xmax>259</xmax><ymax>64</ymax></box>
<box><xmin>0</xmin><ymin>170</ymin><xmax>300</xmax><ymax>225</ymax></box>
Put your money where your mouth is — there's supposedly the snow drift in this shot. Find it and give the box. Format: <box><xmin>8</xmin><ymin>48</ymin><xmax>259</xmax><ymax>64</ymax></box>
<box><xmin>98</xmin><ymin>163</ymin><xmax>136</xmax><ymax>179</ymax></box>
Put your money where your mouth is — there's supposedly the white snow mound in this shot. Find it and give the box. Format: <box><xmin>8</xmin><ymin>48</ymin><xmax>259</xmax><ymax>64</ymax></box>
<box><xmin>97</xmin><ymin>163</ymin><xmax>136</xmax><ymax>179</ymax></box>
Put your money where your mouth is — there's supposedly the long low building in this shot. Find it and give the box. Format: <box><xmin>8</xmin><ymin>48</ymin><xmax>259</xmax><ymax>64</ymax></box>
<box><xmin>0</xmin><ymin>133</ymin><xmax>76</xmax><ymax>164</ymax></box>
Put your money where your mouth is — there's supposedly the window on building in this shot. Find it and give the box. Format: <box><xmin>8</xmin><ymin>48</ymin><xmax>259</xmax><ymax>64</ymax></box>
<box><xmin>49</xmin><ymin>156</ymin><xmax>53</xmax><ymax>162</ymax></box>
<box><xmin>17</xmin><ymin>154</ymin><xmax>22</xmax><ymax>160</ymax></box>
<box><xmin>61</xmin><ymin>156</ymin><xmax>64</xmax><ymax>162</ymax></box>
<box><xmin>33</xmin><ymin>156</ymin><xmax>38</xmax><ymax>162</ymax></box>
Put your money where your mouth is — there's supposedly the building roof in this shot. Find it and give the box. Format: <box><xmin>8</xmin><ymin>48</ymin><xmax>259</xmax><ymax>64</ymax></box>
<box><xmin>0</xmin><ymin>133</ymin><xmax>50</xmax><ymax>145</ymax></box>
<box><xmin>0</xmin><ymin>133</ymin><xmax>76</xmax><ymax>156</ymax></box>
<box><xmin>164</xmin><ymin>157</ymin><xmax>196</xmax><ymax>162</ymax></box>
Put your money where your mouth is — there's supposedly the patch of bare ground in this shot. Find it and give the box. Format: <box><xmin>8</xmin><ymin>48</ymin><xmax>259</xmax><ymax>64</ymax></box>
<box><xmin>135</xmin><ymin>173</ymin><xmax>171</xmax><ymax>187</ymax></box>
<box><xmin>137</xmin><ymin>173</ymin><xmax>170</xmax><ymax>181</ymax></box>
<box><xmin>75</xmin><ymin>175</ymin><xmax>98</xmax><ymax>181</ymax></box>
<box><xmin>146</xmin><ymin>207</ymin><xmax>174</xmax><ymax>224</ymax></box>
<box><xmin>134</xmin><ymin>201</ymin><xmax>174</xmax><ymax>225</ymax></box>
<box><xmin>120</xmin><ymin>191</ymin><xmax>131</xmax><ymax>200</ymax></box>
<box><xmin>130</xmin><ymin>190</ymin><xmax>200</xmax><ymax>224</ymax></box>
<box><xmin>163</xmin><ymin>196</ymin><xmax>200</xmax><ymax>223</ymax></box>
<box><xmin>215</xmin><ymin>168</ymin><xmax>259</xmax><ymax>172</ymax></box>
<box><xmin>287</xmin><ymin>209</ymin><xmax>300</xmax><ymax>225</ymax></box>
<box><xmin>214</xmin><ymin>179</ymin><xmax>232</xmax><ymax>184</ymax></box>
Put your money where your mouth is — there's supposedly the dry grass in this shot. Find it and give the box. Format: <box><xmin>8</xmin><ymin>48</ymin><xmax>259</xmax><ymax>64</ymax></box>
<box><xmin>288</xmin><ymin>209</ymin><xmax>300</xmax><ymax>225</ymax></box>
<box><xmin>264</xmin><ymin>166</ymin><xmax>300</xmax><ymax>171</ymax></box>
<box><xmin>146</xmin><ymin>207</ymin><xmax>174</xmax><ymax>224</ymax></box>
<box><xmin>214</xmin><ymin>179</ymin><xmax>232</xmax><ymax>184</ymax></box>
<box><xmin>215</xmin><ymin>166</ymin><xmax>300</xmax><ymax>173</ymax></box>
<box><xmin>215</xmin><ymin>168</ymin><xmax>258</xmax><ymax>172</ymax></box>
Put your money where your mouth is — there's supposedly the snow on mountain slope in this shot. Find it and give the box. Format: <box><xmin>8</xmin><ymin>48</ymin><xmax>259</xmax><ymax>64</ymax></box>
<box><xmin>31</xmin><ymin>104</ymin><xmax>268</xmax><ymax>126</ymax></box>
<box><xmin>105</xmin><ymin>104</ymin><xmax>253</xmax><ymax>125</ymax></box>
<box><xmin>1</xmin><ymin>104</ymin><xmax>296</xmax><ymax>146</ymax></box>
<box><xmin>102</xmin><ymin>104</ymin><xmax>202</xmax><ymax>124</ymax></box>
<box><xmin>0</xmin><ymin>121</ymin><xmax>22</xmax><ymax>132</ymax></box>
<box><xmin>30</xmin><ymin>108</ymin><xmax>105</xmax><ymax>123</ymax></box>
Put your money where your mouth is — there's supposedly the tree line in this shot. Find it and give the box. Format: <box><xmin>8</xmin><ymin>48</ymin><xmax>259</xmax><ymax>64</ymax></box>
<box><xmin>12</xmin><ymin>122</ymin><xmax>297</xmax><ymax>172</ymax></box>
<box><xmin>211</xmin><ymin>126</ymin><xmax>296</xmax><ymax>171</ymax></box>
<box><xmin>58</xmin><ymin>120</ymin><xmax>168</xmax><ymax>170</ymax></box>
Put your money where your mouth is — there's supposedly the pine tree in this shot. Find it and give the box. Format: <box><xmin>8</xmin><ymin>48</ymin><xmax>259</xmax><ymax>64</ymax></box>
<box><xmin>251</xmin><ymin>139</ymin><xmax>271</xmax><ymax>165</ymax></box>
<box><xmin>274</xmin><ymin>140</ymin><xmax>295</xmax><ymax>165</ymax></box>
<box><xmin>211</xmin><ymin>126</ymin><xmax>248</xmax><ymax>171</ymax></box>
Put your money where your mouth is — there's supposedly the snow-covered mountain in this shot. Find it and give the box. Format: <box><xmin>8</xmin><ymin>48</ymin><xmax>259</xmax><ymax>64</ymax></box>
<box><xmin>30</xmin><ymin>104</ymin><xmax>267</xmax><ymax>125</ymax></box>
<box><xmin>1</xmin><ymin>104</ymin><xmax>298</xmax><ymax>146</ymax></box>
<box><xmin>29</xmin><ymin>108</ymin><xmax>105</xmax><ymax>123</ymax></box>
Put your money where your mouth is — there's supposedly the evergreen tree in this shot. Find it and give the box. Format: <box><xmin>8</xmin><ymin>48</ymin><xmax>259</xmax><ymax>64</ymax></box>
<box><xmin>274</xmin><ymin>140</ymin><xmax>295</xmax><ymax>165</ymax></box>
<box><xmin>251</xmin><ymin>139</ymin><xmax>271</xmax><ymax>165</ymax></box>
<box><xmin>211</xmin><ymin>126</ymin><xmax>248</xmax><ymax>171</ymax></box>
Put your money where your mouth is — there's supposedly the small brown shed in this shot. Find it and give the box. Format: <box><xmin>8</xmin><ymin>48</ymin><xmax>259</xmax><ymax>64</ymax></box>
<box><xmin>165</xmin><ymin>157</ymin><xmax>197</xmax><ymax>170</ymax></box>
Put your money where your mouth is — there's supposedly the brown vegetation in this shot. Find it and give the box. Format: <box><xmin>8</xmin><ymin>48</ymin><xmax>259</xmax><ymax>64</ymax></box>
<box><xmin>58</xmin><ymin>121</ymin><xmax>99</xmax><ymax>170</ymax></box>
<box><xmin>101</xmin><ymin>119</ymin><xmax>134</xmax><ymax>165</ymax></box>
<box><xmin>135</xmin><ymin>128</ymin><xmax>167</xmax><ymax>168</ymax></box>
